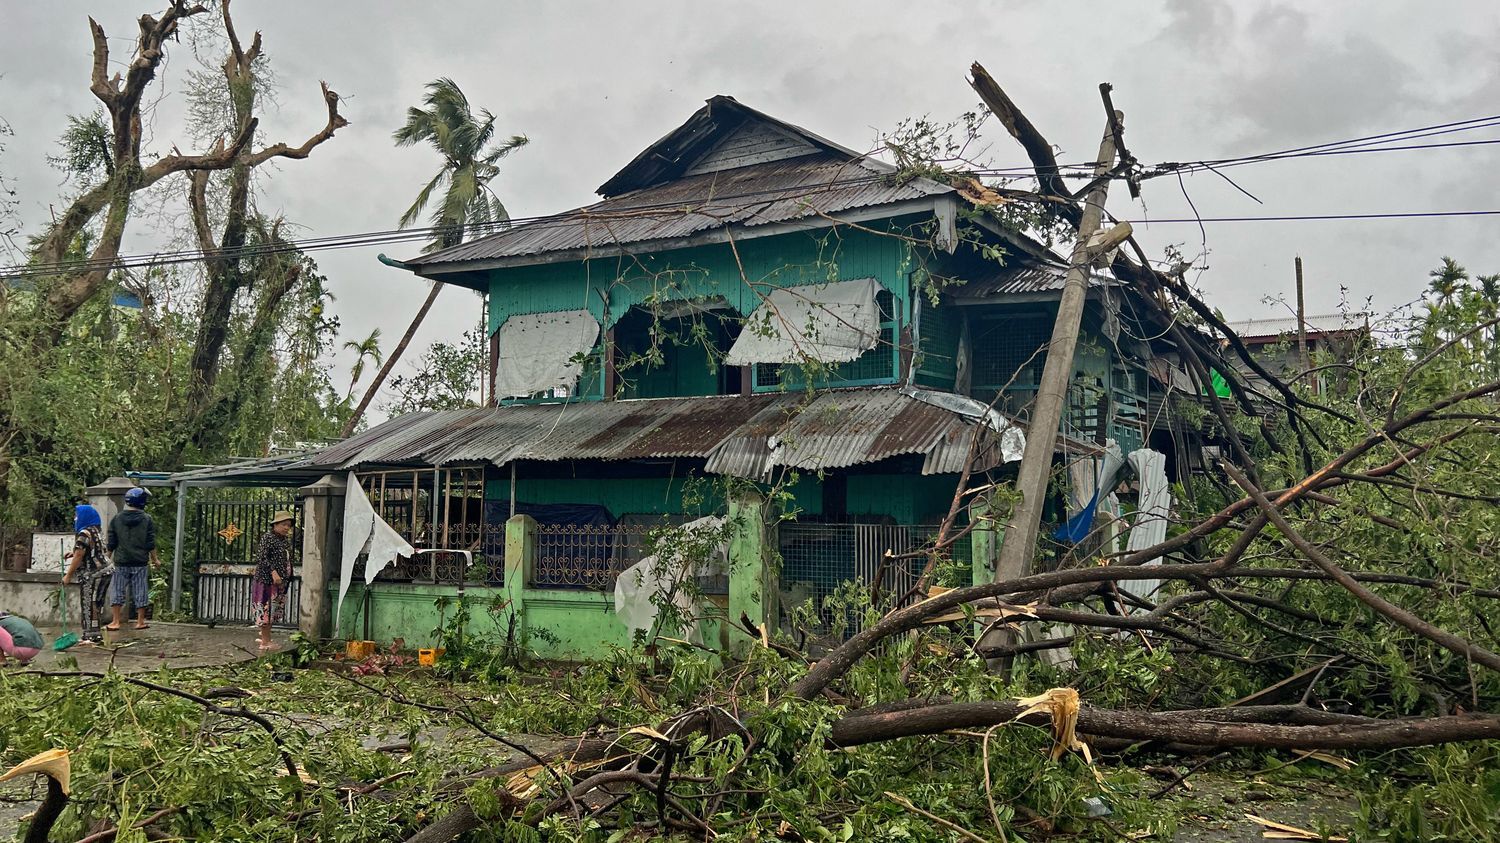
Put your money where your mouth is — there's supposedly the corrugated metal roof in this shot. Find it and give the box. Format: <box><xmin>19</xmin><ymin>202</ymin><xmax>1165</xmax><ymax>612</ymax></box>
<box><xmin>406</xmin><ymin>152</ymin><xmax>949</xmax><ymax>268</ymax></box>
<box><xmin>949</xmin><ymin>263</ymin><xmax>1119</xmax><ymax>299</ymax></box>
<box><xmin>305</xmin><ymin>387</ymin><xmax>1044</xmax><ymax>480</ymax></box>
<box><xmin>1225</xmin><ymin>313</ymin><xmax>1371</xmax><ymax>340</ymax></box>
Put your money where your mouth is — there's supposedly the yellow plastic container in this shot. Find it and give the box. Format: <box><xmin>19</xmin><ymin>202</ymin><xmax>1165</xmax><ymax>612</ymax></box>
<box><xmin>345</xmin><ymin>640</ymin><xmax>376</xmax><ymax>660</ymax></box>
<box><xmin>417</xmin><ymin>647</ymin><xmax>445</xmax><ymax>667</ymax></box>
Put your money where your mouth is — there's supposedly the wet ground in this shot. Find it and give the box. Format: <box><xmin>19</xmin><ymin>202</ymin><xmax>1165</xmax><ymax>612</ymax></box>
<box><xmin>1168</xmin><ymin>773</ymin><xmax>1358</xmax><ymax>841</ymax></box>
<box><xmin>17</xmin><ymin>620</ymin><xmax>290</xmax><ymax>674</ymax></box>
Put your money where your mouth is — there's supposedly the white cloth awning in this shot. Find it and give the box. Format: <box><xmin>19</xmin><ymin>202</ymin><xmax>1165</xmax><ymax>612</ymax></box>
<box><xmin>724</xmin><ymin>278</ymin><xmax>881</xmax><ymax>366</ymax></box>
<box><xmin>494</xmin><ymin>309</ymin><xmax>600</xmax><ymax>399</ymax></box>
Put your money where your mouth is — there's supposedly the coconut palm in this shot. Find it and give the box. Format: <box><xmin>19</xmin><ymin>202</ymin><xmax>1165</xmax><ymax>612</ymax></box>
<box><xmin>343</xmin><ymin>328</ymin><xmax>384</xmax><ymax>399</ymax></box>
<box><xmin>395</xmin><ymin>77</ymin><xmax>528</xmax><ymax>252</ymax></box>
<box><xmin>343</xmin><ymin>79</ymin><xmax>526</xmax><ymax>436</ymax></box>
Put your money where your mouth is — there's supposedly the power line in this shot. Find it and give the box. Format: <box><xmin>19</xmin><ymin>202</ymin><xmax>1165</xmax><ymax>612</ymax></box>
<box><xmin>1129</xmin><ymin>209</ymin><xmax>1500</xmax><ymax>224</ymax></box>
<box><xmin>7</xmin><ymin>112</ymin><xmax>1500</xmax><ymax>280</ymax></box>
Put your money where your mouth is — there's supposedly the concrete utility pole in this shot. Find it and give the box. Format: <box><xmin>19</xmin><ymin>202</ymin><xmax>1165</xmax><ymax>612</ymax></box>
<box><xmin>992</xmin><ymin>111</ymin><xmax>1124</xmax><ymax>586</ymax></box>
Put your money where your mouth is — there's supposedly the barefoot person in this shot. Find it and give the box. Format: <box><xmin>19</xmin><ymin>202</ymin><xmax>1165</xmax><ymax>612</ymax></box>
<box><xmin>62</xmin><ymin>502</ymin><xmax>112</xmax><ymax>643</ymax></box>
<box><xmin>251</xmin><ymin>511</ymin><xmax>295</xmax><ymax>651</ymax></box>
<box><xmin>0</xmin><ymin>611</ymin><xmax>44</xmax><ymax>666</ymax></box>
<box><xmin>106</xmin><ymin>487</ymin><xmax>159</xmax><ymax>632</ymax></box>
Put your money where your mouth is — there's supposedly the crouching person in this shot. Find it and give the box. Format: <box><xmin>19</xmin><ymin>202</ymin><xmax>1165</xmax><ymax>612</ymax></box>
<box><xmin>0</xmin><ymin>612</ymin><xmax>44</xmax><ymax>665</ymax></box>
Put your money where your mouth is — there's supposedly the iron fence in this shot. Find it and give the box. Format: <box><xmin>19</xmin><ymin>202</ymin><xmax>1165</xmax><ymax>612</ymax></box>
<box><xmin>191</xmin><ymin>497</ymin><xmax>300</xmax><ymax>627</ymax></box>
<box><xmin>776</xmin><ymin>521</ymin><xmax>970</xmax><ymax>642</ymax></box>
<box><xmin>531</xmin><ymin>518</ymin><xmax>730</xmax><ymax>593</ymax></box>
<box><xmin>373</xmin><ymin>548</ymin><xmax>499</xmax><ymax>586</ymax></box>
<box><xmin>194</xmin><ymin>572</ymin><xmax>301</xmax><ymax>628</ymax></box>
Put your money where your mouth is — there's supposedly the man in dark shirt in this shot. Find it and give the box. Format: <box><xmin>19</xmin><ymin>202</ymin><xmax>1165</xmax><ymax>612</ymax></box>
<box><xmin>107</xmin><ymin>487</ymin><xmax>160</xmax><ymax>631</ymax></box>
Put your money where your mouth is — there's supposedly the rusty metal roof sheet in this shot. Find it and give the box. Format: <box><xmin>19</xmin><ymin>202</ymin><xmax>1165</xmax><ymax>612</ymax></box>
<box><xmin>405</xmin><ymin>152</ymin><xmax>949</xmax><ymax>269</ymax></box>
<box><xmin>305</xmin><ymin>387</ymin><xmax>1049</xmax><ymax>480</ymax></box>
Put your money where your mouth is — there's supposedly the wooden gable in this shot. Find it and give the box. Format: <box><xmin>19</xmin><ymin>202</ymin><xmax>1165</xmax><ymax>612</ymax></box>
<box><xmin>682</xmin><ymin>119</ymin><xmax>820</xmax><ymax>176</ymax></box>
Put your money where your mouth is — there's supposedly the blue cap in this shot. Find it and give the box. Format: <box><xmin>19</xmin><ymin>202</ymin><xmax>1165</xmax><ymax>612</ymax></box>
<box><xmin>124</xmin><ymin>487</ymin><xmax>150</xmax><ymax>507</ymax></box>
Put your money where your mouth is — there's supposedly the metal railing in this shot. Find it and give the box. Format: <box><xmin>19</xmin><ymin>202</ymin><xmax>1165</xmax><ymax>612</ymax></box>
<box><xmin>194</xmin><ymin>572</ymin><xmax>301</xmax><ymax>628</ymax></box>
<box><xmin>531</xmin><ymin>518</ymin><xmax>730</xmax><ymax>593</ymax></box>
<box><xmin>777</xmin><ymin>521</ymin><xmax>965</xmax><ymax>641</ymax></box>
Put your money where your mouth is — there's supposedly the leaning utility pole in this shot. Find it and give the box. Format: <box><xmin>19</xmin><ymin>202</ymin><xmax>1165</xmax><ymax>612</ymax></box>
<box><xmin>991</xmin><ymin>98</ymin><xmax>1126</xmax><ymax>587</ymax></box>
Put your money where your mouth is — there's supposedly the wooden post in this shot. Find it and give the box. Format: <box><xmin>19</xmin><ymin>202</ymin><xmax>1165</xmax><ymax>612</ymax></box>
<box><xmin>1295</xmin><ymin>256</ymin><xmax>1311</xmax><ymax>377</ymax></box>
<box><xmin>487</xmin><ymin>330</ymin><xmax>500</xmax><ymax>407</ymax></box>
<box><xmin>991</xmin><ymin>110</ymin><xmax>1121</xmax><ymax>588</ymax></box>
<box><xmin>603</xmin><ymin>326</ymin><xmax>617</xmax><ymax>399</ymax></box>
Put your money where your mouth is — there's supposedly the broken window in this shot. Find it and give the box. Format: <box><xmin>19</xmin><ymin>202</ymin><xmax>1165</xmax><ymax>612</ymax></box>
<box><xmin>611</xmin><ymin>300</ymin><xmax>742</xmax><ymax>398</ymax></box>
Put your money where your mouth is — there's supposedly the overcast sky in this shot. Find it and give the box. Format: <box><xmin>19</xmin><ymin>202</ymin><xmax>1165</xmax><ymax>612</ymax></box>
<box><xmin>4</xmin><ymin>1</ymin><xmax>1499</xmax><ymax>419</ymax></box>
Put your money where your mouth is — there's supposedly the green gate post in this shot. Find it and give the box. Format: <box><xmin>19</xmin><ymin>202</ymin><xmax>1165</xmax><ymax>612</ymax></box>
<box><xmin>970</xmin><ymin>490</ymin><xmax>1002</xmax><ymax>588</ymax></box>
<box><xmin>727</xmin><ymin>490</ymin><xmax>772</xmax><ymax>654</ymax></box>
<box><xmin>503</xmin><ymin>514</ymin><xmax>535</xmax><ymax>641</ymax></box>
<box><xmin>970</xmin><ymin>490</ymin><xmax>1005</xmax><ymax>643</ymax></box>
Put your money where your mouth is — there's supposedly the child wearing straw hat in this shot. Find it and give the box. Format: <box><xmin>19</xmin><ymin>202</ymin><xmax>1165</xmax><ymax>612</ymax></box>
<box><xmin>251</xmin><ymin>511</ymin><xmax>296</xmax><ymax>652</ymax></box>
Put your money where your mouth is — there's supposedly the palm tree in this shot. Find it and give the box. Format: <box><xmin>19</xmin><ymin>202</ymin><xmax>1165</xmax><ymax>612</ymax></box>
<box><xmin>343</xmin><ymin>79</ymin><xmax>527</xmax><ymax>436</ymax></box>
<box><xmin>1428</xmin><ymin>256</ymin><xmax>1469</xmax><ymax>306</ymax></box>
<box><xmin>343</xmin><ymin>328</ymin><xmax>384</xmax><ymax>399</ymax></box>
<box><xmin>395</xmin><ymin>78</ymin><xmax>528</xmax><ymax>252</ymax></box>
<box><xmin>1478</xmin><ymin>274</ymin><xmax>1500</xmax><ymax>376</ymax></box>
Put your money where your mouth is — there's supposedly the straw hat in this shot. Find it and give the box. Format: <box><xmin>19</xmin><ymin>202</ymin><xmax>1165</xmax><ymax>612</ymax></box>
<box><xmin>270</xmin><ymin>511</ymin><xmax>296</xmax><ymax>526</ymax></box>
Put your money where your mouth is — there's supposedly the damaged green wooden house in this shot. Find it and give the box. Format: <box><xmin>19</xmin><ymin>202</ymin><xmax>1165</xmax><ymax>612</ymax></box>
<box><xmin>169</xmin><ymin>96</ymin><xmax>1204</xmax><ymax>658</ymax></box>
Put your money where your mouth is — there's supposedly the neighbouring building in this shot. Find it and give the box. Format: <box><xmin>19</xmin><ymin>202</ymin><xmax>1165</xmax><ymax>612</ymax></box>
<box><xmin>1224</xmin><ymin>312</ymin><xmax>1371</xmax><ymax>396</ymax></box>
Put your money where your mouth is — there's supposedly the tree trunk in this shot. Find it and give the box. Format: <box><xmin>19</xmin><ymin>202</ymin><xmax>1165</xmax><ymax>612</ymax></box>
<box><xmin>828</xmin><ymin>700</ymin><xmax>1500</xmax><ymax>750</ymax></box>
<box><xmin>343</xmin><ymin>281</ymin><xmax>443</xmax><ymax>436</ymax></box>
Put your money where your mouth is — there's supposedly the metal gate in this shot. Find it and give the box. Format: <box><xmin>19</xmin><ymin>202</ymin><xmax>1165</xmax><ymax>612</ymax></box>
<box><xmin>191</xmin><ymin>498</ymin><xmax>301</xmax><ymax>628</ymax></box>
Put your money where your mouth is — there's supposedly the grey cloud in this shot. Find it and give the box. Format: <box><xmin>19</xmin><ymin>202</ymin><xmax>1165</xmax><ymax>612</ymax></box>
<box><xmin>4</xmin><ymin>1</ymin><xmax>1500</xmax><ymax>424</ymax></box>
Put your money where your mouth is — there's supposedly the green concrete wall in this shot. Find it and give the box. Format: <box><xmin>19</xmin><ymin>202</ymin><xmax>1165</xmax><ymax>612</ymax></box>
<box><xmin>332</xmin><ymin>581</ymin><xmax>724</xmax><ymax>661</ymax></box>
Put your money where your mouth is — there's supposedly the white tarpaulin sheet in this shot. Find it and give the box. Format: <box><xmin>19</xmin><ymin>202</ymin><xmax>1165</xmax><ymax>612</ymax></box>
<box><xmin>613</xmin><ymin>516</ymin><xmax>727</xmax><ymax>645</ymax></box>
<box><xmin>724</xmin><ymin>278</ymin><xmax>881</xmax><ymax>365</ymax></box>
<box><xmin>335</xmin><ymin>473</ymin><xmax>417</xmax><ymax>628</ymax></box>
<box><xmin>494</xmin><ymin>309</ymin><xmax>600</xmax><ymax>399</ymax></box>
<box><xmin>1120</xmin><ymin>449</ymin><xmax>1172</xmax><ymax>602</ymax></box>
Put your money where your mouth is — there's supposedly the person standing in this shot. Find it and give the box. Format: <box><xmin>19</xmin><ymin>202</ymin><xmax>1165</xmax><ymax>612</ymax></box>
<box><xmin>251</xmin><ymin>511</ymin><xmax>295</xmax><ymax>651</ymax></box>
<box><xmin>106</xmin><ymin>487</ymin><xmax>159</xmax><ymax>631</ymax></box>
<box><xmin>62</xmin><ymin>503</ymin><xmax>112</xmax><ymax>643</ymax></box>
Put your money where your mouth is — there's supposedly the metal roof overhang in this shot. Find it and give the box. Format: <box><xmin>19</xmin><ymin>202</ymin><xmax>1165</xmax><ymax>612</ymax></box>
<box><xmin>165</xmin><ymin>455</ymin><xmax>332</xmax><ymax>488</ymax></box>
